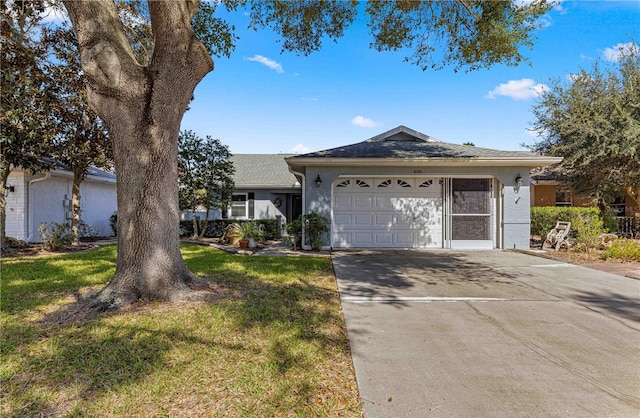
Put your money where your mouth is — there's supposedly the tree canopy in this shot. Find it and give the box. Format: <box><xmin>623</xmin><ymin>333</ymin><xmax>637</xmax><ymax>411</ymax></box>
<box><xmin>178</xmin><ymin>130</ymin><xmax>234</xmax><ymax>237</ymax></box>
<box><xmin>1</xmin><ymin>0</ymin><xmax>56</xmax><ymax>250</ymax></box>
<box><xmin>529</xmin><ymin>43</ymin><xmax>640</xmax><ymax>208</ymax></box>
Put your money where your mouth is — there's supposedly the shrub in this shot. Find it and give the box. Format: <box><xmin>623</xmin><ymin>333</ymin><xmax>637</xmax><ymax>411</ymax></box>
<box><xmin>303</xmin><ymin>212</ymin><xmax>330</xmax><ymax>251</ymax></box>
<box><xmin>531</xmin><ymin>207</ymin><xmax>605</xmax><ymax>251</ymax></box>
<box><xmin>77</xmin><ymin>221</ymin><xmax>99</xmax><ymax>242</ymax></box>
<box><xmin>600</xmin><ymin>209</ymin><xmax>620</xmax><ymax>234</ymax></box>
<box><xmin>256</xmin><ymin>219</ymin><xmax>280</xmax><ymax>240</ymax></box>
<box><xmin>285</xmin><ymin>217</ymin><xmax>303</xmax><ymax>250</ymax></box>
<box><xmin>602</xmin><ymin>239</ymin><xmax>640</xmax><ymax>262</ymax></box>
<box><xmin>284</xmin><ymin>213</ymin><xmax>329</xmax><ymax>251</ymax></box>
<box><xmin>5</xmin><ymin>237</ymin><xmax>29</xmax><ymax>248</ymax></box>
<box><xmin>180</xmin><ymin>219</ymin><xmax>280</xmax><ymax>240</ymax></box>
<box><xmin>38</xmin><ymin>222</ymin><xmax>73</xmax><ymax>251</ymax></box>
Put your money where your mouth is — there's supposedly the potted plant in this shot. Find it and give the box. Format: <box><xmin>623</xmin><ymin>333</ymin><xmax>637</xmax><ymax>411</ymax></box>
<box><xmin>237</xmin><ymin>221</ymin><xmax>265</xmax><ymax>249</ymax></box>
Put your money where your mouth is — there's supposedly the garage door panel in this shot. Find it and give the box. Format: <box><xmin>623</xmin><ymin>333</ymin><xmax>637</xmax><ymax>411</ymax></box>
<box><xmin>335</xmin><ymin>195</ymin><xmax>353</xmax><ymax>208</ymax></box>
<box><xmin>354</xmin><ymin>196</ymin><xmax>373</xmax><ymax>208</ymax></box>
<box><xmin>354</xmin><ymin>214</ymin><xmax>374</xmax><ymax>225</ymax></box>
<box><xmin>354</xmin><ymin>233</ymin><xmax>373</xmax><ymax>245</ymax></box>
<box><xmin>396</xmin><ymin>232</ymin><xmax>414</xmax><ymax>245</ymax></box>
<box><xmin>334</xmin><ymin>214</ymin><xmax>352</xmax><ymax>225</ymax></box>
<box><xmin>334</xmin><ymin>233</ymin><xmax>351</xmax><ymax>246</ymax></box>
<box><xmin>375</xmin><ymin>214</ymin><xmax>393</xmax><ymax>227</ymax></box>
<box><xmin>375</xmin><ymin>233</ymin><xmax>393</xmax><ymax>245</ymax></box>
<box><xmin>374</xmin><ymin>196</ymin><xmax>393</xmax><ymax>209</ymax></box>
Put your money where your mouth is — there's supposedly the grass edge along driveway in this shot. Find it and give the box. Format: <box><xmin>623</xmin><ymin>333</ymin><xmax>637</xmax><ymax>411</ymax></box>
<box><xmin>1</xmin><ymin>244</ymin><xmax>361</xmax><ymax>417</ymax></box>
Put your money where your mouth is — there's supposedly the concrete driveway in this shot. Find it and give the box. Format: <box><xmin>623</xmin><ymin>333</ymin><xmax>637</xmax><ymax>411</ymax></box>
<box><xmin>332</xmin><ymin>250</ymin><xmax>640</xmax><ymax>417</ymax></box>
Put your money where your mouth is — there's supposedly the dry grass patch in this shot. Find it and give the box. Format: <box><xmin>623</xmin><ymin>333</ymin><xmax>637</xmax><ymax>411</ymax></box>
<box><xmin>1</xmin><ymin>244</ymin><xmax>361</xmax><ymax>417</ymax></box>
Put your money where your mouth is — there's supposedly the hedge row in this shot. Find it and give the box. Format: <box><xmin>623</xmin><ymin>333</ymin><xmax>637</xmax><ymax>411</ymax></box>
<box><xmin>179</xmin><ymin>219</ymin><xmax>280</xmax><ymax>240</ymax></box>
<box><xmin>531</xmin><ymin>207</ymin><xmax>605</xmax><ymax>249</ymax></box>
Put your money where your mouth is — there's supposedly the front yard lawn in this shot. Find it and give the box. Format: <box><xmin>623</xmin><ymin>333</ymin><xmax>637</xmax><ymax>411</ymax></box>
<box><xmin>1</xmin><ymin>244</ymin><xmax>361</xmax><ymax>417</ymax></box>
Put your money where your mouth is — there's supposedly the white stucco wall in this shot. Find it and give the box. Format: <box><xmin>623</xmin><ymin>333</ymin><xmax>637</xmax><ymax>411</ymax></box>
<box><xmin>80</xmin><ymin>180</ymin><xmax>117</xmax><ymax>237</ymax></box>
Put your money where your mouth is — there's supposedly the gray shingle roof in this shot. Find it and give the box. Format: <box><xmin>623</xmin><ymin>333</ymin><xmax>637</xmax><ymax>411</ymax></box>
<box><xmin>40</xmin><ymin>158</ymin><xmax>116</xmax><ymax>181</ymax></box>
<box><xmin>231</xmin><ymin>154</ymin><xmax>300</xmax><ymax>188</ymax></box>
<box><xmin>290</xmin><ymin>125</ymin><xmax>544</xmax><ymax>160</ymax></box>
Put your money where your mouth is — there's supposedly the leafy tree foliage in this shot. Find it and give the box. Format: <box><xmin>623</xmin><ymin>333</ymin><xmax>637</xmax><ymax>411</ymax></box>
<box><xmin>178</xmin><ymin>130</ymin><xmax>234</xmax><ymax>237</ymax></box>
<box><xmin>44</xmin><ymin>23</ymin><xmax>113</xmax><ymax>245</ymax></box>
<box><xmin>60</xmin><ymin>0</ymin><xmax>553</xmax><ymax>307</ymax></box>
<box><xmin>529</xmin><ymin>44</ymin><xmax>640</xmax><ymax>209</ymax></box>
<box><xmin>0</xmin><ymin>0</ymin><xmax>56</xmax><ymax>250</ymax></box>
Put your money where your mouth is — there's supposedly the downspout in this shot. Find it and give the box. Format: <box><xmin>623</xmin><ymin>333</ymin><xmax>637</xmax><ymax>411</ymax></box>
<box><xmin>287</xmin><ymin>167</ymin><xmax>309</xmax><ymax>250</ymax></box>
<box><xmin>27</xmin><ymin>172</ymin><xmax>50</xmax><ymax>242</ymax></box>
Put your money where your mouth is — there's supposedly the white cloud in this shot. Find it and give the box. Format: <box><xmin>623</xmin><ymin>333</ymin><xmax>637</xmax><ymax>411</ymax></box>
<box><xmin>603</xmin><ymin>42</ymin><xmax>639</xmax><ymax>62</ymax></box>
<box><xmin>485</xmin><ymin>79</ymin><xmax>548</xmax><ymax>100</ymax></box>
<box><xmin>351</xmin><ymin>115</ymin><xmax>380</xmax><ymax>128</ymax></box>
<box><xmin>247</xmin><ymin>55</ymin><xmax>284</xmax><ymax>73</ymax></box>
<box><xmin>291</xmin><ymin>144</ymin><xmax>311</xmax><ymax>154</ymax></box>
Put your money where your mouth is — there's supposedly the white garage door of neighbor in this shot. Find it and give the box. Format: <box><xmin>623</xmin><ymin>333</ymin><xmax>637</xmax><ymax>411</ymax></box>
<box><xmin>333</xmin><ymin>177</ymin><xmax>443</xmax><ymax>248</ymax></box>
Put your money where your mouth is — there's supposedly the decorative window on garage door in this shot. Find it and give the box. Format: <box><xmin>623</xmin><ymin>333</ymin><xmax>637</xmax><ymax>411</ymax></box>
<box><xmin>451</xmin><ymin>179</ymin><xmax>491</xmax><ymax>240</ymax></box>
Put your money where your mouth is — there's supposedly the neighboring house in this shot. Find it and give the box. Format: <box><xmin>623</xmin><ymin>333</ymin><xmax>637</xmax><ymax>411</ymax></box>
<box><xmin>286</xmin><ymin>125</ymin><xmax>561</xmax><ymax>250</ymax></box>
<box><xmin>5</xmin><ymin>162</ymin><xmax>116</xmax><ymax>242</ymax></box>
<box><xmin>530</xmin><ymin>169</ymin><xmax>639</xmax><ymax>217</ymax></box>
<box><xmin>181</xmin><ymin>154</ymin><xmax>302</xmax><ymax>229</ymax></box>
<box><xmin>228</xmin><ymin>154</ymin><xmax>302</xmax><ymax>225</ymax></box>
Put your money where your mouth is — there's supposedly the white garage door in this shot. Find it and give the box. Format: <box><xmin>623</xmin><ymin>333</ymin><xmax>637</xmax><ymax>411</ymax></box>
<box><xmin>333</xmin><ymin>177</ymin><xmax>443</xmax><ymax>248</ymax></box>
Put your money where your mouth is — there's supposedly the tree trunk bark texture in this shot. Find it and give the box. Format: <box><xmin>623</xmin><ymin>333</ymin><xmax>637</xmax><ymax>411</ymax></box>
<box><xmin>63</xmin><ymin>0</ymin><xmax>213</xmax><ymax>307</ymax></box>
<box><xmin>71</xmin><ymin>167</ymin><xmax>84</xmax><ymax>246</ymax></box>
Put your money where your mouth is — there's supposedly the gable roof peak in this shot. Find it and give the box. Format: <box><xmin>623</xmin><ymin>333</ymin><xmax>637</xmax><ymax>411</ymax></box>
<box><xmin>365</xmin><ymin>125</ymin><xmax>440</xmax><ymax>143</ymax></box>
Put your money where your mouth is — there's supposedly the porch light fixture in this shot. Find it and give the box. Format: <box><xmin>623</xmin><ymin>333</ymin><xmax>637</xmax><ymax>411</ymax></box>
<box><xmin>315</xmin><ymin>174</ymin><xmax>322</xmax><ymax>188</ymax></box>
<box><xmin>514</xmin><ymin>174</ymin><xmax>523</xmax><ymax>193</ymax></box>
<box><xmin>4</xmin><ymin>185</ymin><xmax>14</xmax><ymax>192</ymax></box>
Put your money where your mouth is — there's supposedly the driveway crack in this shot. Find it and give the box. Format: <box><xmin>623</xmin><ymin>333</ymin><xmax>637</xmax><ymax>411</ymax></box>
<box><xmin>467</xmin><ymin>302</ymin><xmax>640</xmax><ymax>409</ymax></box>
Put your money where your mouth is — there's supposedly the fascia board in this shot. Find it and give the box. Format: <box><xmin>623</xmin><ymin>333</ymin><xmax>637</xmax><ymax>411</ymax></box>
<box><xmin>234</xmin><ymin>184</ymin><xmax>301</xmax><ymax>189</ymax></box>
<box><xmin>287</xmin><ymin>156</ymin><xmax>563</xmax><ymax>168</ymax></box>
<box><xmin>40</xmin><ymin>169</ymin><xmax>117</xmax><ymax>184</ymax></box>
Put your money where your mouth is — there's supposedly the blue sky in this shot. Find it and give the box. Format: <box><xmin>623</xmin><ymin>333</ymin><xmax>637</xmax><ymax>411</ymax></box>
<box><xmin>181</xmin><ymin>1</ymin><xmax>640</xmax><ymax>155</ymax></box>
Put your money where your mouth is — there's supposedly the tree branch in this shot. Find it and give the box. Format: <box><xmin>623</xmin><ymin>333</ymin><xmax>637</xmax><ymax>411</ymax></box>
<box><xmin>62</xmin><ymin>0</ymin><xmax>145</xmax><ymax>98</ymax></box>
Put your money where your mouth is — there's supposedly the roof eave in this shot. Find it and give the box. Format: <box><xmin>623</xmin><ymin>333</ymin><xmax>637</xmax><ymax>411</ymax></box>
<box><xmin>287</xmin><ymin>156</ymin><xmax>563</xmax><ymax>168</ymax></box>
<box><xmin>234</xmin><ymin>184</ymin><xmax>301</xmax><ymax>189</ymax></box>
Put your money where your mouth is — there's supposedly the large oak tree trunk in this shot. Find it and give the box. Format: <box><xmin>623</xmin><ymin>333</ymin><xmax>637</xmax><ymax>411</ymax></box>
<box><xmin>63</xmin><ymin>0</ymin><xmax>213</xmax><ymax>307</ymax></box>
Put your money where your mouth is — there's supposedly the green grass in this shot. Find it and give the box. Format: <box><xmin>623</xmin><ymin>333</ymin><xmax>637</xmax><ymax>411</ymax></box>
<box><xmin>1</xmin><ymin>244</ymin><xmax>361</xmax><ymax>417</ymax></box>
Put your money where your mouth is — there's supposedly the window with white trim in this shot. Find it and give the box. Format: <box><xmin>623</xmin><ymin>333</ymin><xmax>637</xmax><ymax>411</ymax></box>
<box><xmin>231</xmin><ymin>193</ymin><xmax>248</xmax><ymax>217</ymax></box>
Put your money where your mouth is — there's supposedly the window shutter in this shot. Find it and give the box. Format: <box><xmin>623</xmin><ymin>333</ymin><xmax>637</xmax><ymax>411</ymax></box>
<box><xmin>248</xmin><ymin>193</ymin><xmax>255</xmax><ymax>219</ymax></box>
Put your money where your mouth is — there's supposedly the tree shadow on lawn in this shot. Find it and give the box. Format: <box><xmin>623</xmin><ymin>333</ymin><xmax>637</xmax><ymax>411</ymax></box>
<box><xmin>2</xmin><ymin>248</ymin><xmax>357</xmax><ymax>417</ymax></box>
